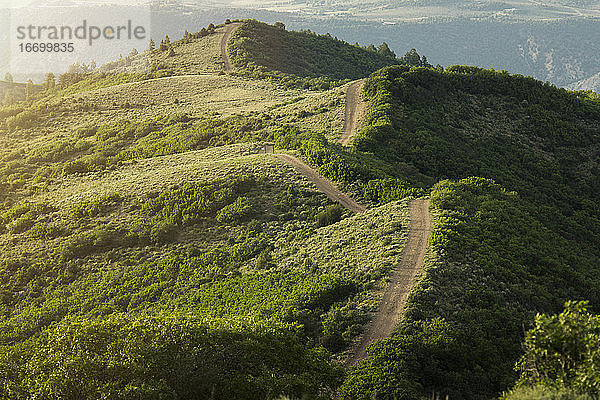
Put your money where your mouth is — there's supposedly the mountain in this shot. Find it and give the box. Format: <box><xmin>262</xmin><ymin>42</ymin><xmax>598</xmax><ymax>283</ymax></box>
<box><xmin>569</xmin><ymin>70</ymin><xmax>600</xmax><ymax>92</ymax></box>
<box><xmin>0</xmin><ymin>19</ymin><xmax>599</xmax><ymax>399</ymax></box>
<box><xmin>190</xmin><ymin>0</ymin><xmax>600</xmax><ymax>20</ymax></box>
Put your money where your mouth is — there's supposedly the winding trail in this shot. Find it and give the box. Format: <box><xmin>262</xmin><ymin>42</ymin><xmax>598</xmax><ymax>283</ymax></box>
<box><xmin>344</xmin><ymin>198</ymin><xmax>432</xmax><ymax>367</ymax></box>
<box><xmin>275</xmin><ymin>154</ymin><xmax>366</xmax><ymax>213</ymax></box>
<box><xmin>221</xmin><ymin>23</ymin><xmax>242</xmax><ymax>73</ymax></box>
<box><xmin>339</xmin><ymin>79</ymin><xmax>366</xmax><ymax>146</ymax></box>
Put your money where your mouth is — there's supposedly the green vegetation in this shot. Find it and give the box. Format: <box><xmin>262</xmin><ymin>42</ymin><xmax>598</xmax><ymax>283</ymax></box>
<box><xmin>339</xmin><ymin>66</ymin><xmax>600</xmax><ymax>399</ymax></box>
<box><xmin>2</xmin><ymin>314</ymin><xmax>341</xmax><ymax>399</ymax></box>
<box><xmin>316</xmin><ymin>204</ymin><xmax>345</xmax><ymax>227</ymax></box>
<box><xmin>2</xmin><ymin>18</ymin><xmax>600</xmax><ymax>400</ymax></box>
<box><xmin>510</xmin><ymin>301</ymin><xmax>600</xmax><ymax>397</ymax></box>
<box><xmin>229</xmin><ymin>20</ymin><xmax>400</xmax><ymax>90</ymax></box>
<box><xmin>503</xmin><ymin>386</ymin><xmax>595</xmax><ymax>400</ymax></box>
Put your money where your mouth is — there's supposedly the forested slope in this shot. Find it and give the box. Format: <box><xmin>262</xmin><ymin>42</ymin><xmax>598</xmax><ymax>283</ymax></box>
<box><xmin>228</xmin><ymin>20</ymin><xmax>400</xmax><ymax>89</ymax></box>
<box><xmin>339</xmin><ymin>65</ymin><xmax>600</xmax><ymax>399</ymax></box>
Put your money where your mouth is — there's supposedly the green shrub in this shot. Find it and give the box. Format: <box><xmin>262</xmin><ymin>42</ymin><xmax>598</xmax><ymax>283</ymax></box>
<box><xmin>141</xmin><ymin>178</ymin><xmax>253</xmax><ymax>226</ymax></box>
<box><xmin>5</xmin><ymin>110</ymin><xmax>38</xmax><ymax>131</ymax></box>
<box><xmin>362</xmin><ymin>178</ymin><xmax>425</xmax><ymax>204</ymax></box>
<box><xmin>28</xmin><ymin>222</ymin><xmax>65</xmax><ymax>239</ymax></box>
<box><xmin>0</xmin><ymin>202</ymin><xmax>53</xmax><ymax>234</ymax></box>
<box><xmin>321</xmin><ymin>301</ymin><xmax>368</xmax><ymax>352</ymax></box>
<box><xmin>503</xmin><ymin>385</ymin><xmax>595</xmax><ymax>400</ymax></box>
<box><xmin>216</xmin><ymin>196</ymin><xmax>253</xmax><ymax>223</ymax></box>
<box><xmin>6</xmin><ymin>214</ymin><xmax>35</xmax><ymax>234</ymax></box>
<box><xmin>513</xmin><ymin>301</ymin><xmax>600</xmax><ymax>396</ymax></box>
<box><xmin>0</xmin><ymin>314</ymin><xmax>343</xmax><ymax>400</ymax></box>
<box><xmin>229</xmin><ymin>20</ymin><xmax>400</xmax><ymax>90</ymax></box>
<box><xmin>71</xmin><ymin>194</ymin><xmax>122</xmax><ymax>220</ymax></box>
<box><xmin>316</xmin><ymin>204</ymin><xmax>345</xmax><ymax>227</ymax></box>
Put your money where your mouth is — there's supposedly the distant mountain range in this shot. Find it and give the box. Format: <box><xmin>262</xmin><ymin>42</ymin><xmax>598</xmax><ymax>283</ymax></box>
<box><xmin>569</xmin><ymin>70</ymin><xmax>600</xmax><ymax>92</ymax></box>
<box><xmin>200</xmin><ymin>0</ymin><xmax>600</xmax><ymax>21</ymax></box>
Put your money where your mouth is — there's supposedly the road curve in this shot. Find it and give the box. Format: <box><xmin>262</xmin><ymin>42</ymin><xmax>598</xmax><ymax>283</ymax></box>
<box><xmin>221</xmin><ymin>23</ymin><xmax>242</xmax><ymax>73</ymax></box>
<box><xmin>275</xmin><ymin>154</ymin><xmax>366</xmax><ymax>213</ymax></box>
<box><xmin>339</xmin><ymin>79</ymin><xmax>366</xmax><ymax>146</ymax></box>
<box><xmin>344</xmin><ymin>198</ymin><xmax>432</xmax><ymax>366</ymax></box>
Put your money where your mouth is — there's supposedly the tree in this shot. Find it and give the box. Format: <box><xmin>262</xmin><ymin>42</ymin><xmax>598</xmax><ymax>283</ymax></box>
<box><xmin>274</xmin><ymin>22</ymin><xmax>285</xmax><ymax>30</ymax></box>
<box><xmin>4</xmin><ymin>72</ymin><xmax>13</xmax><ymax>83</ymax></box>
<box><xmin>44</xmin><ymin>72</ymin><xmax>55</xmax><ymax>90</ymax></box>
<box><xmin>378</xmin><ymin>42</ymin><xmax>396</xmax><ymax>59</ymax></box>
<box><xmin>90</xmin><ymin>60</ymin><xmax>97</xmax><ymax>70</ymax></box>
<box><xmin>168</xmin><ymin>46</ymin><xmax>176</xmax><ymax>57</ymax></box>
<box><xmin>148</xmin><ymin>38</ymin><xmax>155</xmax><ymax>51</ymax></box>
<box><xmin>402</xmin><ymin>48</ymin><xmax>422</xmax><ymax>66</ymax></box>
<box><xmin>26</xmin><ymin>79</ymin><xmax>34</xmax><ymax>100</ymax></box>
<box><xmin>159</xmin><ymin>39</ymin><xmax>168</xmax><ymax>51</ymax></box>
<box><xmin>129</xmin><ymin>48</ymin><xmax>139</xmax><ymax>57</ymax></box>
<box><xmin>366</xmin><ymin>44</ymin><xmax>377</xmax><ymax>52</ymax></box>
<box><xmin>514</xmin><ymin>301</ymin><xmax>600</xmax><ymax>395</ymax></box>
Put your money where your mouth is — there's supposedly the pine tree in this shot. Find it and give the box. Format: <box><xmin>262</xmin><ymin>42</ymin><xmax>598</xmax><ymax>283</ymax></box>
<box><xmin>4</xmin><ymin>72</ymin><xmax>13</xmax><ymax>83</ymax></box>
<box><xmin>377</xmin><ymin>42</ymin><xmax>396</xmax><ymax>59</ymax></box>
<box><xmin>148</xmin><ymin>38</ymin><xmax>155</xmax><ymax>51</ymax></box>
<box><xmin>402</xmin><ymin>48</ymin><xmax>422</xmax><ymax>66</ymax></box>
<box><xmin>44</xmin><ymin>72</ymin><xmax>56</xmax><ymax>89</ymax></box>
<box><xmin>168</xmin><ymin>46</ymin><xmax>176</xmax><ymax>57</ymax></box>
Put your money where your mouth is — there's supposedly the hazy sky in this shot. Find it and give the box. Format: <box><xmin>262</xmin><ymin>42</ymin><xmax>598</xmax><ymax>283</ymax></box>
<box><xmin>2</xmin><ymin>0</ymin><xmax>153</xmax><ymax>7</ymax></box>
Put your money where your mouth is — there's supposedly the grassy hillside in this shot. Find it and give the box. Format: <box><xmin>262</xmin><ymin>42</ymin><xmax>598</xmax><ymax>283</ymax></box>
<box><xmin>229</xmin><ymin>20</ymin><xmax>400</xmax><ymax>89</ymax></box>
<box><xmin>0</xmin><ymin>31</ymin><xmax>409</xmax><ymax>396</ymax></box>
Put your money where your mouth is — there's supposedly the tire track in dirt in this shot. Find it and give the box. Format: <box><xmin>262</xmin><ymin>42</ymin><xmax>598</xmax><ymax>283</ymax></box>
<box><xmin>339</xmin><ymin>79</ymin><xmax>366</xmax><ymax>146</ymax></box>
<box><xmin>275</xmin><ymin>154</ymin><xmax>366</xmax><ymax>213</ymax></box>
<box><xmin>344</xmin><ymin>198</ymin><xmax>432</xmax><ymax>367</ymax></box>
<box><xmin>221</xmin><ymin>23</ymin><xmax>242</xmax><ymax>73</ymax></box>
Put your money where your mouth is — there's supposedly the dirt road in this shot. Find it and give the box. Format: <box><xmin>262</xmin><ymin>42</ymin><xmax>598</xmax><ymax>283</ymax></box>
<box><xmin>344</xmin><ymin>198</ymin><xmax>432</xmax><ymax>366</ymax></box>
<box><xmin>275</xmin><ymin>154</ymin><xmax>366</xmax><ymax>213</ymax></box>
<box><xmin>339</xmin><ymin>79</ymin><xmax>366</xmax><ymax>146</ymax></box>
<box><xmin>221</xmin><ymin>23</ymin><xmax>242</xmax><ymax>73</ymax></box>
